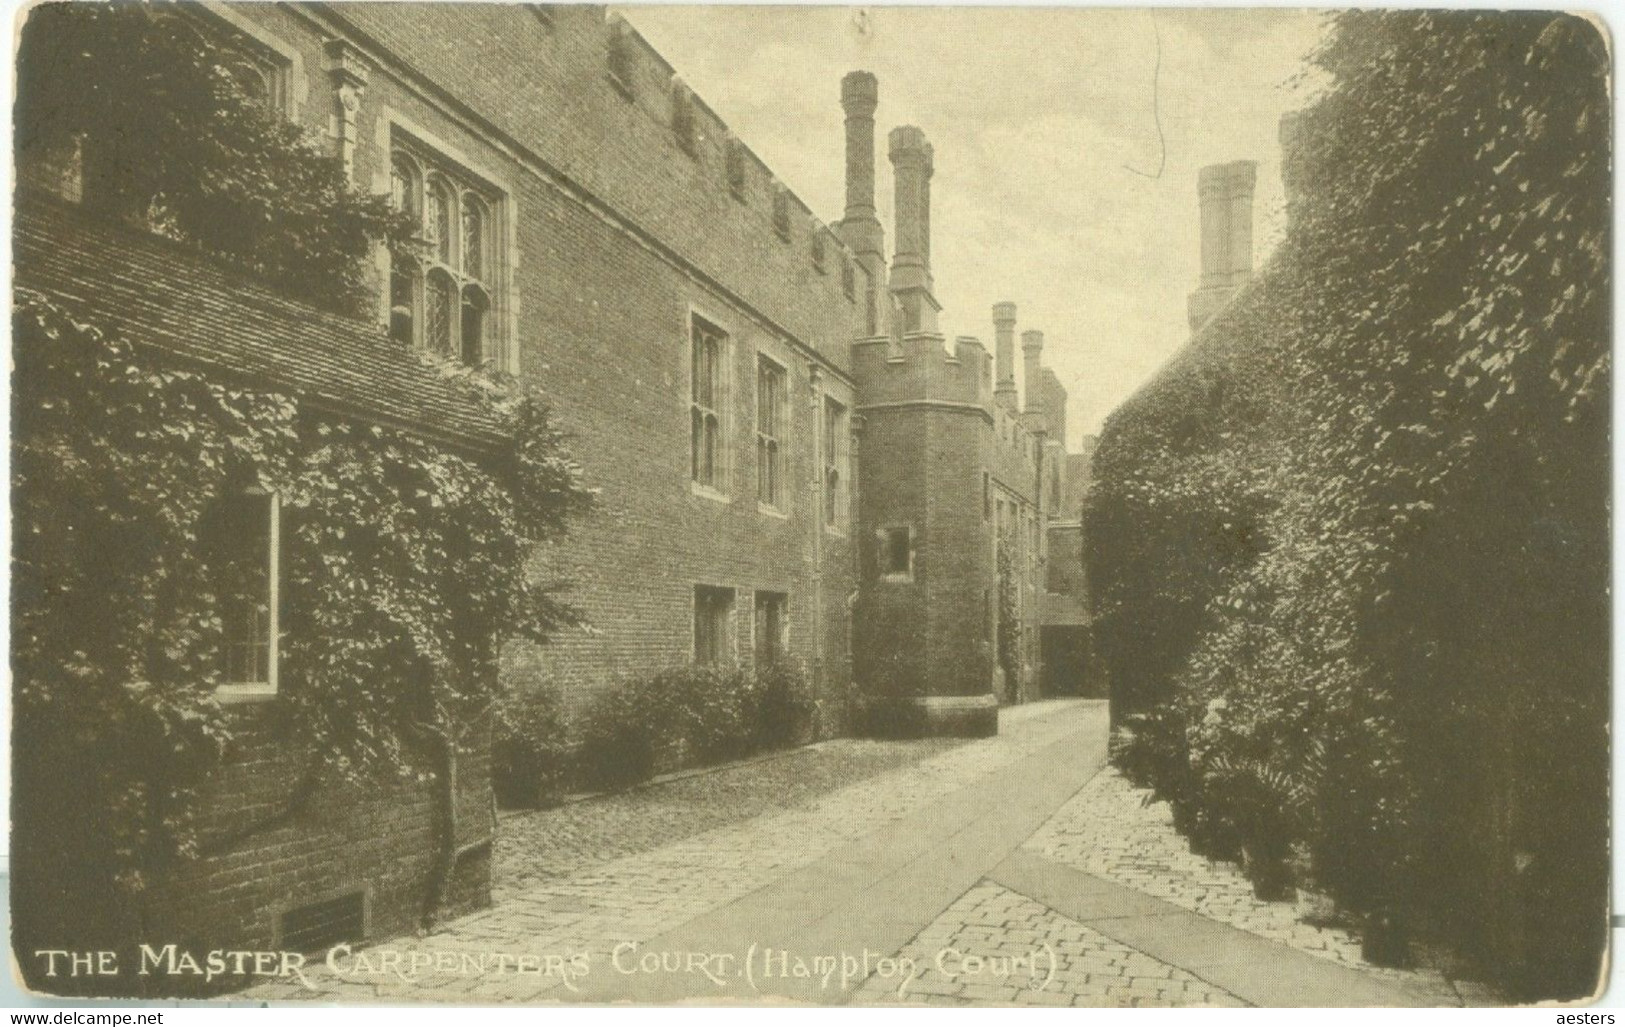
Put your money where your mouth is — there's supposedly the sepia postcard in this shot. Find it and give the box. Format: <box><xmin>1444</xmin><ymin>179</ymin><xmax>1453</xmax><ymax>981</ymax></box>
<box><xmin>8</xmin><ymin>2</ymin><xmax>1610</xmax><ymax>1008</ymax></box>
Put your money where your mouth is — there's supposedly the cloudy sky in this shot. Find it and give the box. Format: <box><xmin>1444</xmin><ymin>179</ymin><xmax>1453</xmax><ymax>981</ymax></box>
<box><xmin>617</xmin><ymin>5</ymin><xmax>1328</xmax><ymax>447</ymax></box>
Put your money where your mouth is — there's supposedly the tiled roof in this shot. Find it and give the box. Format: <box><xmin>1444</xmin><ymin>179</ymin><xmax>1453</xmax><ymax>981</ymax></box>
<box><xmin>13</xmin><ymin>194</ymin><xmax>504</xmax><ymax>452</ymax></box>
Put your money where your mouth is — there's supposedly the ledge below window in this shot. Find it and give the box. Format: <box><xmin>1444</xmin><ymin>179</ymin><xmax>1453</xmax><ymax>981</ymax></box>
<box><xmin>691</xmin><ymin>481</ymin><xmax>731</xmax><ymax>505</ymax></box>
<box><xmin>216</xmin><ymin>683</ymin><xmax>277</xmax><ymax>704</ymax></box>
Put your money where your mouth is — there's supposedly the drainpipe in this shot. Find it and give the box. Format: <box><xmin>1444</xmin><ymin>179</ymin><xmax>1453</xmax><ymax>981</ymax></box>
<box><xmin>809</xmin><ymin>364</ymin><xmax>825</xmax><ymax>723</ymax></box>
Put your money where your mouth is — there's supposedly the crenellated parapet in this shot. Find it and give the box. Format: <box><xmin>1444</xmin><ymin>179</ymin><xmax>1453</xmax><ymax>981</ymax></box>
<box><xmin>853</xmin><ymin>331</ymin><xmax>990</xmax><ymax>412</ymax></box>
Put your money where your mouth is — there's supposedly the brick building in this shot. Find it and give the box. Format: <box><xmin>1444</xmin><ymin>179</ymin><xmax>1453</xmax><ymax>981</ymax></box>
<box><xmin>13</xmin><ymin>2</ymin><xmax>1088</xmax><ymax>975</ymax></box>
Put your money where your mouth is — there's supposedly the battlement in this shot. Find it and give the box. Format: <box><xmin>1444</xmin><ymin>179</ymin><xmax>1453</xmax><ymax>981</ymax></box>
<box><xmin>600</xmin><ymin>11</ymin><xmax>861</xmax><ymax>286</ymax></box>
<box><xmin>853</xmin><ymin>331</ymin><xmax>988</xmax><ymax>410</ymax></box>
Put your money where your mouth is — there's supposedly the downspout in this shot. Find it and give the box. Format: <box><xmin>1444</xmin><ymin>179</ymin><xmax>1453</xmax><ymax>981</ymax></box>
<box><xmin>809</xmin><ymin>365</ymin><xmax>825</xmax><ymax>718</ymax></box>
<box><xmin>426</xmin><ymin>716</ymin><xmax>460</xmax><ymax>927</ymax></box>
<box><xmin>427</xmin><ymin>704</ymin><xmax>495</xmax><ymax>927</ymax></box>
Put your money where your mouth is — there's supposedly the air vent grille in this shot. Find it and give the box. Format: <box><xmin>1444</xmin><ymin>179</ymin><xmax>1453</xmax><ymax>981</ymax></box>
<box><xmin>279</xmin><ymin>890</ymin><xmax>364</xmax><ymax>954</ymax></box>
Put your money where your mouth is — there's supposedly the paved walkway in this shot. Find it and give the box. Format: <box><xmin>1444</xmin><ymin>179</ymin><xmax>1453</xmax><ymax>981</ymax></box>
<box><xmin>1022</xmin><ymin>768</ymin><xmax>1497</xmax><ymax>1006</ymax></box>
<box><xmin>250</xmin><ymin>699</ymin><xmax>1484</xmax><ymax>1007</ymax></box>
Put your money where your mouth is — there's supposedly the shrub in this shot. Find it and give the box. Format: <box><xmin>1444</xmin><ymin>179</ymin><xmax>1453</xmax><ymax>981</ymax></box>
<box><xmin>1109</xmin><ymin>705</ymin><xmax>1189</xmax><ymax>794</ymax></box>
<box><xmin>576</xmin><ymin>676</ymin><xmax>675</xmax><ymax>792</ymax></box>
<box><xmin>574</xmin><ymin>662</ymin><xmax>819</xmax><ymax>790</ymax></box>
<box><xmin>492</xmin><ymin>684</ymin><xmax>569</xmax><ymax>809</ymax></box>
<box><xmin>663</xmin><ymin>665</ymin><xmax>756</xmax><ymax>766</ymax></box>
<box><xmin>752</xmin><ymin>662</ymin><xmax>815</xmax><ymax>750</ymax></box>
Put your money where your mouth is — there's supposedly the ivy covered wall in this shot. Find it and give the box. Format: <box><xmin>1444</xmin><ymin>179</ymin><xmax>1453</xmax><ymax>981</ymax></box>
<box><xmin>1087</xmin><ymin>12</ymin><xmax>1608</xmax><ymax>999</ymax></box>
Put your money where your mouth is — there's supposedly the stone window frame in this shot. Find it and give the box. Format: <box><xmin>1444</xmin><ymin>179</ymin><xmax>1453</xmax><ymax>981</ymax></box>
<box><xmin>693</xmin><ymin>584</ymin><xmax>737</xmax><ymax>667</ymax></box>
<box><xmin>688</xmin><ymin>307</ymin><xmax>734</xmax><ymax>502</ymax></box>
<box><xmin>755</xmin><ymin>352</ymin><xmax>789</xmax><ymax>514</ymax></box>
<box><xmin>385</xmin><ymin>125</ymin><xmax>509</xmax><ymax>370</ymax></box>
<box><xmin>194</xmin><ymin>3</ymin><xmax>306</xmax><ymax>121</ymax></box>
<box><xmin>753</xmin><ymin>590</ymin><xmax>790</xmax><ymax>669</ymax></box>
<box><xmin>30</xmin><ymin>7</ymin><xmax>304</xmax><ymax>209</ymax></box>
<box><xmin>211</xmin><ymin>490</ymin><xmax>282</xmax><ymax>704</ymax></box>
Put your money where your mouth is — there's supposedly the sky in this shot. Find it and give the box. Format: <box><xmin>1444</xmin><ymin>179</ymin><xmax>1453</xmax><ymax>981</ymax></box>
<box><xmin>616</xmin><ymin>5</ymin><xmax>1329</xmax><ymax>447</ymax></box>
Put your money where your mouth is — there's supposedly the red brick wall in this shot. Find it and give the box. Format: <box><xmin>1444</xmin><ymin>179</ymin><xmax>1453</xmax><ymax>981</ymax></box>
<box><xmin>205</xmin><ymin>4</ymin><xmax>867</xmax><ymax>722</ymax></box>
<box><xmin>146</xmin><ymin>703</ymin><xmax>492</xmax><ymax>958</ymax></box>
<box><xmin>854</xmin><ymin>337</ymin><xmax>1001</xmax><ymax>702</ymax></box>
<box><xmin>920</xmin><ymin>408</ymin><xmax>1000</xmax><ymax>696</ymax></box>
<box><xmin>14</xmin><ymin>702</ymin><xmax>490</xmax><ymax>996</ymax></box>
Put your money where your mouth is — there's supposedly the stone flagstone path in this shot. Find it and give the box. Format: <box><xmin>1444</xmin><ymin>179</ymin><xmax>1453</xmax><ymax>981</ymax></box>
<box><xmin>248</xmin><ymin>699</ymin><xmax>1494</xmax><ymax>1007</ymax></box>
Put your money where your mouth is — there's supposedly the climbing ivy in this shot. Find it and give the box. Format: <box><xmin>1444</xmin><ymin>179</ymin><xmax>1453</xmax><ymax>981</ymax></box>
<box><xmin>12</xmin><ymin>289</ymin><xmax>591</xmax><ymax>907</ymax></box>
<box><xmin>16</xmin><ymin>4</ymin><xmax>414</xmax><ymax>315</ymax></box>
<box><xmin>1089</xmin><ymin>11</ymin><xmax>1607</xmax><ymax>997</ymax></box>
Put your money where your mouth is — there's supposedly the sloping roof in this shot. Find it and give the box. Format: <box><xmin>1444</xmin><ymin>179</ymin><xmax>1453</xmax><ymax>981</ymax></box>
<box><xmin>13</xmin><ymin>194</ymin><xmax>504</xmax><ymax>452</ymax></box>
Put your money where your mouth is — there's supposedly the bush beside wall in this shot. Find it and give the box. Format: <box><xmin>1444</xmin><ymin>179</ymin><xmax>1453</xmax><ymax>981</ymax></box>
<box><xmin>493</xmin><ymin>662</ymin><xmax>818</xmax><ymax>803</ymax></box>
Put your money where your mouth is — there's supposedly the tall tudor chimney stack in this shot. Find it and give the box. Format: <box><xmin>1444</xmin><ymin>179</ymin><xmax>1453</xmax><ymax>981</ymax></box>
<box><xmin>839</xmin><ymin>72</ymin><xmax>885</xmax><ymax>334</ymax></box>
<box><xmin>1021</xmin><ymin>329</ymin><xmax>1046</xmax><ymax>427</ymax></box>
<box><xmin>888</xmin><ymin>125</ymin><xmax>940</xmax><ymax>334</ymax></box>
<box><xmin>993</xmin><ymin>302</ymin><xmax>1019</xmax><ymax>412</ymax></box>
<box><xmin>1187</xmin><ymin>160</ymin><xmax>1257</xmax><ymax>333</ymax></box>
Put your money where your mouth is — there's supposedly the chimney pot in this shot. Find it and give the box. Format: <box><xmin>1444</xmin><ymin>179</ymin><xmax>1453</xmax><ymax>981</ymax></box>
<box><xmin>841</xmin><ymin>70</ymin><xmax>878</xmax><ymax>109</ymax></box>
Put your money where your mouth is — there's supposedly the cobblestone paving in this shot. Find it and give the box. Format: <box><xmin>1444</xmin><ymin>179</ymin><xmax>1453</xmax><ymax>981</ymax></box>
<box><xmin>851</xmin><ymin>881</ymin><xmax>1247</xmax><ymax>1007</ymax></box>
<box><xmin>248</xmin><ymin>701</ymin><xmax>1099</xmax><ymax>1003</ymax></box>
<box><xmin>494</xmin><ymin>737</ymin><xmax>965</xmax><ymax>900</ymax></box>
<box><xmin>1023</xmin><ymin>768</ymin><xmax>1500</xmax><ymax>1006</ymax></box>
